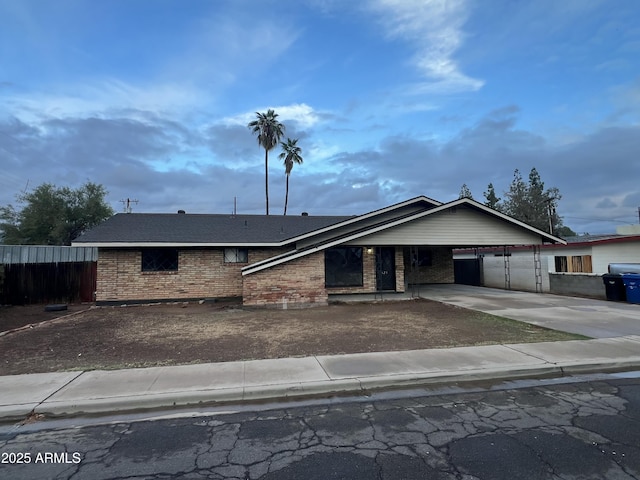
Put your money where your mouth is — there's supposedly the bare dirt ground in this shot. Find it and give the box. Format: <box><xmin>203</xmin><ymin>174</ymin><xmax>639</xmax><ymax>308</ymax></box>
<box><xmin>0</xmin><ymin>299</ymin><xmax>586</xmax><ymax>375</ymax></box>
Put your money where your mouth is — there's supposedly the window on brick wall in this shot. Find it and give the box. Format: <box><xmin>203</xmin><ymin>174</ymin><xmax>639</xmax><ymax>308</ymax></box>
<box><xmin>142</xmin><ymin>248</ymin><xmax>179</xmax><ymax>272</ymax></box>
<box><xmin>224</xmin><ymin>248</ymin><xmax>248</xmax><ymax>263</ymax></box>
<box><xmin>554</xmin><ymin>255</ymin><xmax>592</xmax><ymax>273</ymax></box>
<box><xmin>325</xmin><ymin>247</ymin><xmax>363</xmax><ymax>287</ymax></box>
<box><xmin>405</xmin><ymin>247</ymin><xmax>433</xmax><ymax>267</ymax></box>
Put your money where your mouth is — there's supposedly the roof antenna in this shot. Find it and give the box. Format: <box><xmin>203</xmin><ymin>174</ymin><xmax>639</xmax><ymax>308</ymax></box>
<box><xmin>119</xmin><ymin>197</ymin><xmax>139</xmax><ymax>213</ymax></box>
<box><xmin>233</xmin><ymin>196</ymin><xmax>237</xmax><ymax>216</ymax></box>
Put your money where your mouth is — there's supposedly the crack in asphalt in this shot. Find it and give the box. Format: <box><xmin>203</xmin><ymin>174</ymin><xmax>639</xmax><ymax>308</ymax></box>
<box><xmin>1</xmin><ymin>378</ymin><xmax>639</xmax><ymax>479</ymax></box>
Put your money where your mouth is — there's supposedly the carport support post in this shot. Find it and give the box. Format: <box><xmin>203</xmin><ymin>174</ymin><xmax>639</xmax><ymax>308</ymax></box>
<box><xmin>503</xmin><ymin>246</ymin><xmax>511</xmax><ymax>290</ymax></box>
<box><xmin>533</xmin><ymin>245</ymin><xmax>543</xmax><ymax>293</ymax></box>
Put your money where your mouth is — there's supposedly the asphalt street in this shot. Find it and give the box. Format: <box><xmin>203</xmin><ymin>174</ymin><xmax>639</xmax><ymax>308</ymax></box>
<box><xmin>1</xmin><ymin>373</ymin><xmax>640</xmax><ymax>479</ymax></box>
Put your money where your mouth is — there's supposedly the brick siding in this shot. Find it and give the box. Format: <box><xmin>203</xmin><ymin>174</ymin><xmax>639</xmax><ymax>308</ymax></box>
<box><xmin>242</xmin><ymin>251</ymin><xmax>328</xmax><ymax>307</ymax></box>
<box><xmin>97</xmin><ymin>245</ymin><xmax>450</xmax><ymax>306</ymax></box>
<box><xmin>96</xmin><ymin>247</ymin><xmax>286</xmax><ymax>303</ymax></box>
<box><xmin>403</xmin><ymin>247</ymin><xmax>454</xmax><ymax>284</ymax></box>
<box><xmin>327</xmin><ymin>247</ymin><xmax>405</xmax><ymax>294</ymax></box>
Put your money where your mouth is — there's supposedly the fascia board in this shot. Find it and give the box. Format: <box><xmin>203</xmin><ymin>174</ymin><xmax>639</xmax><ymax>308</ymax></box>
<box><xmin>71</xmin><ymin>242</ymin><xmax>287</xmax><ymax>248</ymax></box>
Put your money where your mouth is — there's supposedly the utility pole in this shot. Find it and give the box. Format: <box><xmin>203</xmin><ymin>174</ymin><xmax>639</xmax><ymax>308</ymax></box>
<box><xmin>544</xmin><ymin>196</ymin><xmax>558</xmax><ymax>235</ymax></box>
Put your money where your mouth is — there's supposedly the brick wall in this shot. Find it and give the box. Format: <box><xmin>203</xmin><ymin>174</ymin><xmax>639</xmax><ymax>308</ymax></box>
<box><xmin>327</xmin><ymin>247</ymin><xmax>405</xmax><ymax>294</ymax></box>
<box><xmin>403</xmin><ymin>247</ymin><xmax>454</xmax><ymax>284</ymax></box>
<box><xmin>96</xmin><ymin>247</ymin><xmax>285</xmax><ymax>303</ymax></box>
<box><xmin>244</xmin><ymin>246</ymin><xmax>408</xmax><ymax>307</ymax></box>
<box><xmin>395</xmin><ymin>247</ymin><xmax>405</xmax><ymax>292</ymax></box>
<box><xmin>242</xmin><ymin>251</ymin><xmax>328</xmax><ymax>307</ymax></box>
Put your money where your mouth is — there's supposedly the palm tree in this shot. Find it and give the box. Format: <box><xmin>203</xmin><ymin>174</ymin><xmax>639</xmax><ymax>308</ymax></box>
<box><xmin>248</xmin><ymin>109</ymin><xmax>285</xmax><ymax>215</ymax></box>
<box><xmin>279</xmin><ymin>138</ymin><xmax>304</xmax><ymax>215</ymax></box>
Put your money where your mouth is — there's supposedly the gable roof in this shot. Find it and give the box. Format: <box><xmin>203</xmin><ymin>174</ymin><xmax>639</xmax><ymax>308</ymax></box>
<box><xmin>72</xmin><ymin>213</ymin><xmax>352</xmax><ymax>247</ymax></box>
<box><xmin>242</xmin><ymin>197</ymin><xmax>567</xmax><ymax>275</ymax></box>
<box><xmin>72</xmin><ymin>195</ymin><xmax>441</xmax><ymax>247</ymax></box>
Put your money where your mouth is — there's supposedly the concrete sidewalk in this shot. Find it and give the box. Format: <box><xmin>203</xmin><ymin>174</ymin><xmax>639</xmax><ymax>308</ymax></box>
<box><xmin>2</xmin><ymin>336</ymin><xmax>640</xmax><ymax>423</ymax></box>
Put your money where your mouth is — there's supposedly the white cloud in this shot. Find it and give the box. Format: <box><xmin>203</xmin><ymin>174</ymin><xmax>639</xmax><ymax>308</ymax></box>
<box><xmin>369</xmin><ymin>0</ymin><xmax>484</xmax><ymax>93</ymax></box>
<box><xmin>223</xmin><ymin>103</ymin><xmax>323</xmax><ymax>129</ymax></box>
<box><xmin>4</xmin><ymin>78</ymin><xmax>205</xmax><ymax>123</ymax></box>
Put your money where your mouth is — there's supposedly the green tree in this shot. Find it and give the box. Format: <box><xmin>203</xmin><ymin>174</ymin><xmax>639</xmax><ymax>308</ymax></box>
<box><xmin>483</xmin><ymin>182</ymin><xmax>502</xmax><ymax>210</ymax></box>
<box><xmin>503</xmin><ymin>168</ymin><xmax>566</xmax><ymax>234</ymax></box>
<box><xmin>555</xmin><ymin>225</ymin><xmax>576</xmax><ymax>237</ymax></box>
<box><xmin>458</xmin><ymin>183</ymin><xmax>473</xmax><ymax>199</ymax></box>
<box><xmin>248</xmin><ymin>109</ymin><xmax>285</xmax><ymax>215</ymax></box>
<box><xmin>0</xmin><ymin>182</ymin><xmax>114</xmax><ymax>245</ymax></box>
<box><xmin>278</xmin><ymin>138</ymin><xmax>304</xmax><ymax>216</ymax></box>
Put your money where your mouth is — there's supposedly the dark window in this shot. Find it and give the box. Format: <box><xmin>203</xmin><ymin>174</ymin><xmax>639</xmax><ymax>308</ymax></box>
<box><xmin>555</xmin><ymin>256</ymin><xmax>568</xmax><ymax>272</ymax></box>
<box><xmin>415</xmin><ymin>248</ymin><xmax>433</xmax><ymax>267</ymax></box>
<box><xmin>325</xmin><ymin>247</ymin><xmax>363</xmax><ymax>287</ymax></box>
<box><xmin>406</xmin><ymin>247</ymin><xmax>433</xmax><ymax>267</ymax></box>
<box><xmin>142</xmin><ymin>249</ymin><xmax>179</xmax><ymax>272</ymax></box>
<box><xmin>555</xmin><ymin>255</ymin><xmax>592</xmax><ymax>273</ymax></box>
<box><xmin>224</xmin><ymin>248</ymin><xmax>248</xmax><ymax>263</ymax></box>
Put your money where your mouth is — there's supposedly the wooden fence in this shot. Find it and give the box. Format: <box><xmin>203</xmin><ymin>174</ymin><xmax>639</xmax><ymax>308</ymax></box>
<box><xmin>0</xmin><ymin>246</ymin><xmax>98</xmax><ymax>305</ymax></box>
<box><xmin>1</xmin><ymin>262</ymin><xmax>97</xmax><ymax>305</ymax></box>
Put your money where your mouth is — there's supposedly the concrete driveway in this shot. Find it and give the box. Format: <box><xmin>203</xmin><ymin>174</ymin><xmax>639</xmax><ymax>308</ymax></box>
<box><xmin>417</xmin><ymin>284</ymin><xmax>640</xmax><ymax>339</ymax></box>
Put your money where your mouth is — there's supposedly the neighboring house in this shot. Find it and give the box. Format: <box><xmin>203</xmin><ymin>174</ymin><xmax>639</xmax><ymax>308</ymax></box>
<box><xmin>454</xmin><ymin>229</ymin><xmax>640</xmax><ymax>298</ymax></box>
<box><xmin>72</xmin><ymin>196</ymin><xmax>565</xmax><ymax>307</ymax></box>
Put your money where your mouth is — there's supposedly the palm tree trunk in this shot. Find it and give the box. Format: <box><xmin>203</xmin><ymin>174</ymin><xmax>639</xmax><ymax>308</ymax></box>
<box><xmin>284</xmin><ymin>174</ymin><xmax>290</xmax><ymax>215</ymax></box>
<box><xmin>264</xmin><ymin>149</ymin><xmax>269</xmax><ymax>215</ymax></box>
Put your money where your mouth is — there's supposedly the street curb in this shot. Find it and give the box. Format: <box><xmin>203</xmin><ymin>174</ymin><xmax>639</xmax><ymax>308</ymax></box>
<box><xmin>25</xmin><ymin>361</ymin><xmax>640</xmax><ymax>421</ymax></box>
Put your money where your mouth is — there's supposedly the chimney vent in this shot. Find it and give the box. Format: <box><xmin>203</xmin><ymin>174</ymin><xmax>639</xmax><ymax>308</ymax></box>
<box><xmin>301</xmin><ymin>212</ymin><xmax>309</xmax><ymax>216</ymax></box>
<box><xmin>177</xmin><ymin>210</ymin><xmax>186</xmax><ymax>214</ymax></box>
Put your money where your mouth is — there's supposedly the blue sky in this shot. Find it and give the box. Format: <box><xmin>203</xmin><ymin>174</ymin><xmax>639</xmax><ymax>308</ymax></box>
<box><xmin>1</xmin><ymin>0</ymin><xmax>639</xmax><ymax>234</ymax></box>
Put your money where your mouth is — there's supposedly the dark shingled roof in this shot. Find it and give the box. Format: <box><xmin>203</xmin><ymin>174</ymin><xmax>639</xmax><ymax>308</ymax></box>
<box><xmin>73</xmin><ymin>213</ymin><xmax>353</xmax><ymax>244</ymax></box>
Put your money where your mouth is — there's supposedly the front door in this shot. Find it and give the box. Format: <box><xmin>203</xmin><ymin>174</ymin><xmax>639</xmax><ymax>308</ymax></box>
<box><xmin>376</xmin><ymin>247</ymin><xmax>396</xmax><ymax>291</ymax></box>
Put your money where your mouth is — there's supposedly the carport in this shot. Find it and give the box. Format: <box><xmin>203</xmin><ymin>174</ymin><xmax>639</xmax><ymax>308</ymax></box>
<box><xmin>244</xmin><ymin>196</ymin><xmax>566</xmax><ymax>307</ymax></box>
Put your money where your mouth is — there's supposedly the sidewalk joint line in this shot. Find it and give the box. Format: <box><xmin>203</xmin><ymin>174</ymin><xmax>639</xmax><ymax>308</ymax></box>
<box><xmin>502</xmin><ymin>344</ymin><xmax>553</xmax><ymax>364</ymax></box>
<box><xmin>32</xmin><ymin>371</ymin><xmax>85</xmax><ymax>412</ymax></box>
<box><xmin>313</xmin><ymin>356</ymin><xmax>333</xmax><ymax>381</ymax></box>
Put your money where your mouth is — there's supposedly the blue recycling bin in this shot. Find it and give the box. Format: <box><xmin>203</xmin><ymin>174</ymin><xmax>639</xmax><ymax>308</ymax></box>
<box><xmin>621</xmin><ymin>274</ymin><xmax>640</xmax><ymax>304</ymax></box>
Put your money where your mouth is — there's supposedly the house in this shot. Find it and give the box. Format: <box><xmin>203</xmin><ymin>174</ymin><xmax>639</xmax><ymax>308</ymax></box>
<box><xmin>453</xmin><ymin>227</ymin><xmax>640</xmax><ymax>298</ymax></box>
<box><xmin>72</xmin><ymin>196</ymin><xmax>565</xmax><ymax>307</ymax></box>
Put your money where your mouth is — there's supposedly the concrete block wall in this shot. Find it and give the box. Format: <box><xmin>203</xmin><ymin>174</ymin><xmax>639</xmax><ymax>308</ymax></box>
<box><xmin>483</xmin><ymin>255</ymin><xmax>550</xmax><ymax>292</ymax></box>
<box><xmin>242</xmin><ymin>251</ymin><xmax>328</xmax><ymax>307</ymax></box>
<box><xmin>96</xmin><ymin>248</ymin><xmax>286</xmax><ymax>303</ymax></box>
<box><xmin>549</xmin><ymin>273</ymin><xmax>606</xmax><ymax>300</ymax></box>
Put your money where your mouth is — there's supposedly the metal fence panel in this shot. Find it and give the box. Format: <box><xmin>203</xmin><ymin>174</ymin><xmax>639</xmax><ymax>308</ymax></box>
<box><xmin>0</xmin><ymin>245</ymin><xmax>97</xmax><ymax>264</ymax></box>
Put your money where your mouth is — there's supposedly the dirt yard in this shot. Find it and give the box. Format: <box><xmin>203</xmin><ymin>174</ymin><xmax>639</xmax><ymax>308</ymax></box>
<box><xmin>0</xmin><ymin>299</ymin><xmax>586</xmax><ymax>375</ymax></box>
